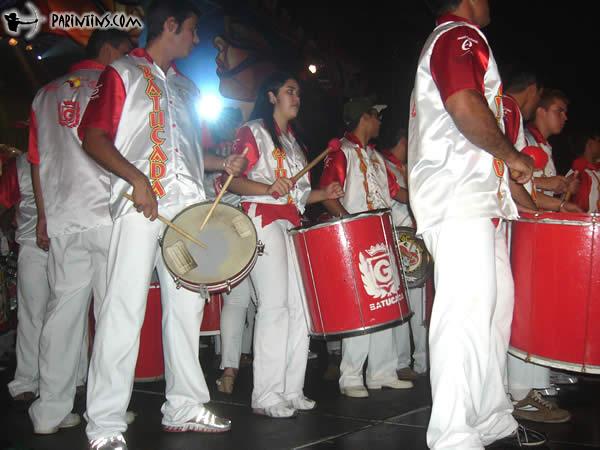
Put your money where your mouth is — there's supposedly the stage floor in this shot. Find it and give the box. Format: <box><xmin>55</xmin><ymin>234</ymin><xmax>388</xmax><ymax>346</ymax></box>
<box><xmin>2</xmin><ymin>340</ymin><xmax>599</xmax><ymax>450</ymax></box>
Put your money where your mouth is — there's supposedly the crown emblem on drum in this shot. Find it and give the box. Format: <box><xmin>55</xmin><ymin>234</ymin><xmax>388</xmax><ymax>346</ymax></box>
<box><xmin>365</xmin><ymin>243</ymin><xmax>387</xmax><ymax>256</ymax></box>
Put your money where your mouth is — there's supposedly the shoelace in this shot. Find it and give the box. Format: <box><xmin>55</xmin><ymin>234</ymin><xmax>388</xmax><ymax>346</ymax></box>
<box><xmin>530</xmin><ymin>390</ymin><xmax>555</xmax><ymax>409</ymax></box>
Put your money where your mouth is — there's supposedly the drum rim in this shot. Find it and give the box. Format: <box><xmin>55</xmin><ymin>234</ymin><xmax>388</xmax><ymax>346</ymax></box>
<box><xmin>509</xmin><ymin>346</ymin><xmax>600</xmax><ymax>375</ymax></box>
<box><xmin>518</xmin><ymin>211</ymin><xmax>600</xmax><ymax>225</ymax></box>
<box><xmin>288</xmin><ymin>208</ymin><xmax>392</xmax><ymax>235</ymax></box>
<box><xmin>160</xmin><ymin>201</ymin><xmax>258</xmax><ymax>291</ymax></box>
<box><xmin>309</xmin><ymin>313</ymin><xmax>413</xmax><ymax>339</ymax></box>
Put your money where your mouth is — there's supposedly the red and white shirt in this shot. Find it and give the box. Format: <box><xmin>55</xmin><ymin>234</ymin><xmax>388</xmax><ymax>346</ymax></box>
<box><xmin>28</xmin><ymin>60</ymin><xmax>112</xmax><ymax>238</ymax></box>
<box><xmin>232</xmin><ymin>119</ymin><xmax>311</xmax><ymax>227</ymax></box>
<box><xmin>320</xmin><ymin>133</ymin><xmax>399</xmax><ymax>214</ymax></box>
<box><xmin>569</xmin><ymin>157</ymin><xmax>600</xmax><ymax>213</ymax></box>
<box><xmin>381</xmin><ymin>151</ymin><xmax>414</xmax><ymax>227</ymax></box>
<box><xmin>524</xmin><ymin>123</ymin><xmax>557</xmax><ymax>197</ymax></box>
<box><xmin>78</xmin><ymin>48</ymin><xmax>206</xmax><ymax>220</ymax></box>
<box><xmin>502</xmin><ymin>95</ymin><xmax>533</xmax><ymax>195</ymax></box>
<box><xmin>0</xmin><ymin>154</ymin><xmax>36</xmax><ymax>244</ymax></box>
<box><xmin>408</xmin><ymin>14</ymin><xmax>517</xmax><ymax>234</ymax></box>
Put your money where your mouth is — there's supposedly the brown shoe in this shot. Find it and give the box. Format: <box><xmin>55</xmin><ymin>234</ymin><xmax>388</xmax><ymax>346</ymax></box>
<box><xmin>13</xmin><ymin>391</ymin><xmax>36</xmax><ymax>402</ymax></box>
<box><xmin>239</xmin><ymin>353</ymin><xmax>253</xmax><ymax>368</ymax></box>
<box><xmin>396</xmin><ymin>367</ymin><xmax>419</xmax><ymax>381</ymax></box>
<box><xmin>512</xmin><ymin>389</ymin><xmax>571</xmax><ymax>423</ymax></box>
<box><xmin>216</xmin><ymin>374</ymin><xmax>235</xmax><ymax>394</ymax></box>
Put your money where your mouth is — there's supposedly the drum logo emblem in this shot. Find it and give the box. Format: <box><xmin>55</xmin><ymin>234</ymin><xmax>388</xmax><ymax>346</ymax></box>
<box><xmin>358</xmin><ymin>243</ymin><xmax>400</xmax><ymax>299</ymax></box>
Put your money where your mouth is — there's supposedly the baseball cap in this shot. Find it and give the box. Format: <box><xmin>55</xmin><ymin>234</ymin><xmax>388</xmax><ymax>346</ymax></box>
<box><xmin>343</xmin><ymin>95</ymin><xmax>387</xmax><ymax>126</ymax></box>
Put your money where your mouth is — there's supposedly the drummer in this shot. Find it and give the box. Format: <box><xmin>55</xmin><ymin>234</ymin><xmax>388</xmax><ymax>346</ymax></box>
<box><xmin>502</xmin><ymin>69</ymin><xmax>573</xmax><ymax>424</ymax></box>
<box><xmin>380</xmin><ymin>126</ymin><xmax>428</xmax><ymax>381</ymax></box>
<box><xmin>525</xmin><ymin>89</ymin><xmax>579</xmax><ymax>199</ymax></box>
<box><xmin>77</xmin><ymin>1</ymin><xmax>246</xmax><ymax>448</ymax></box>
<box><xmin>319</xmin><ymin>96</ymin><xmax>414</xmax><ymax>398</ymax></box>
<box><xmin>569</xmin><ymin>129</ymin><xmax>600</xmax><ymax>213</ymax></box>
<box><xmin>228</xmin><ymin>71</ymin><xmax>343</xmax><ymax>418</ymax></box>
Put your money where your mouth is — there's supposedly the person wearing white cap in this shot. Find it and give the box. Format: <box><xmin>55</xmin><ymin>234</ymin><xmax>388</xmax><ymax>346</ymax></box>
<box><xmin>320</xmin><ymin>96</ymin><xmax>414</xmax><ymax>398</ymax></box>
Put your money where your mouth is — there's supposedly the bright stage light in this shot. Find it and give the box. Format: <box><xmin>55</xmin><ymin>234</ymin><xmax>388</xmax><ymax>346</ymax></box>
<box><xmin>308</xmin><ymin>64</ymin><xmax>317</xmax><ymax>74</ymax></box>
<box><xmin>37</xmin><ymin>55</ymin><xmax>42</xmax><ymax>60</ymax></box>
<box><xmin>8</xmin><ymin>38</ymin><xmax>18</xmax><ymax>46</ymax></box>
<box><xmin>25</xmin><ymin>44</ymin><xmax>33</xmax><ymax>51</ymax></box>
<box><xmin>196</xmin><ymin>94</ymin><xmax>223</xmax><ymax>122</ymax></box>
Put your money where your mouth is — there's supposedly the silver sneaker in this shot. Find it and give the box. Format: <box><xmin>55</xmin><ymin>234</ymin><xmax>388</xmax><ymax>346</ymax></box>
<box><xmin>162</xmin><ymin>407</ymin><xmax>231</xmax><ymax>433</ymax></box>
<box><xmin>88</xmin><ymin>435</ymin><xmax>128</xmax><ymax>450</ymax></box>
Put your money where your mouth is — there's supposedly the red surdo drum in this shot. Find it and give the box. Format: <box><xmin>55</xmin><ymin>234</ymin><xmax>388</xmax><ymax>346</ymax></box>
<box><xmin>289</xmin><ymin>209</ymin><xmax>411</xmax><ymax>338</ymax></box>
<box><xmin>199</xmin><ymin>293</ymin><xmax>223</xmax><ymax>336</ymax></box>
<box><xmin>510</xmin><ymin>212</ymin><xmax>600</xmax><ymax>373</ymax></box>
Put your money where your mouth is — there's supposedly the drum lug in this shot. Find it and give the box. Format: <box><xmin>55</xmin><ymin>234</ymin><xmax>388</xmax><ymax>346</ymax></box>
<box><xmin>257</xmin><ymin>240</ymin><xmax>265</xmax><ymax>256</ymax></box>
<box><xmin>158</xmin><ymin>236</ymin><xmax>163</xmax><ymax>246</ymax></box>
<box><xmin>225</xmin><ymin>280</ymin><xmax>232</xmax><ymax>294</ymax></box>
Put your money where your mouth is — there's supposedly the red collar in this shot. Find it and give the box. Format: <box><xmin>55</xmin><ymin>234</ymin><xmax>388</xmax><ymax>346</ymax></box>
<box><xmin>130</xmin><ymin>47</ymin><xmax>180</xmax><ymax>74</ymax></box>
<box><xmin>344</xmin><ymin>132</ymin><xmax>374</xmax><ymax>150</ymax></box>
<box><xmin>274</xmin><ymin>121</ymin><xmax>295</xmax><ymax>137</ymax></box>
<box><xmin>526</xmin><ymin>123</ymin><xmax>548</xmax><ymax>145</ymax></box>
<box><xmin>382</xmin><ymin>149</ymin><xmax>404</xmax><ymax>168</ymax></box>
<box><xmin>436</xmin><ymin>14</ymin><xmax>479</xmax><ymax>28</ymax></box>
<box><xmin>573</xmin><ymin>156</ymin><xmax>600</xmax><ymax>172</ymax></box>
<box><xmin>69</xmin><ymin>59</ymin><xmax>105</xmax><ymax>72</ymax></box>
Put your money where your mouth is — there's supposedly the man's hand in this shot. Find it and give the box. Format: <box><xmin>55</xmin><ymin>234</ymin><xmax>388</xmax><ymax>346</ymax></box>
<box><xmin>506</xmin><ymin>152</ymin><xmax>533</xmax><ymax>185</ymax></box>
<box><xmin>131</xmin><ymin>175</ymin><xmax>158</xmax><ymax>220</ymax></box>
<box><xmin>566</xmin><ymin>171</ymin><xmax>580</xmax><ymax>196</ymax></box>
<box><xmin>36</xmin><ymin>217</ymin><xmax>50</xmax><ymax>251</ymax></box>
<box><xmin>323</xmin><ymin>182</ymin><xmax>344</xmax><ymax>200</ymax></box>
<box><xmin>266</xmin><ymin>177</ymin><xmax>293</xmax><ymax>197</ymax></box>
<box><xmin>223</xmin><ymin>154</ymin><xmax>247</xmax><ymax>177</ymax></box>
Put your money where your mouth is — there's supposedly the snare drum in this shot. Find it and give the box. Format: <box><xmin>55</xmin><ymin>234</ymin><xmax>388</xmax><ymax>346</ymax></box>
<box><xmin>510</xmin><ymin>212</ymin><xmax>600</xmax><ymax>373</ymax></box>
<box><xmin>160</xmin><ymin>202</ymin><xmax>260</xmax><ymax>294</ymax></box>
<box><xmin>394</xmin><ymin>226</ymin><xmax>433</xmax><ymax>288</ymax></box>
<box><xmin>289</xmin><ymin>209</ymin><xmax>411</xmax><ymax>338</ymax></box>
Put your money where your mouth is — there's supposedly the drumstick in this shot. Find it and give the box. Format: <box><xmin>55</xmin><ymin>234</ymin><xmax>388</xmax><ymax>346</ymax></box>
<box><xmin>122</xmin><ymin>192</ymin><xmax>207</xmax><ymax>248</ymax></box>
<box><xmin>199</xmin><ymin>147</ymin><xmax>249</xmax><ymax>231</ymax></box>
<box><xmin>272</xmin><ymin>138</ymin><xmax>342</xmax><ymax>199</ymax></box>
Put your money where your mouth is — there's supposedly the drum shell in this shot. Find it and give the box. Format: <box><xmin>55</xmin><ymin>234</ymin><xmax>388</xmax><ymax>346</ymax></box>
<box><xmin>510</xmin><ymin>212</ymin><xmax>600</xmax><ymax>373</ymax></box>
<box><xmin>289</xmin><ymin>210</ymin><xmax>411</xmax><ymax>338</ymax></box>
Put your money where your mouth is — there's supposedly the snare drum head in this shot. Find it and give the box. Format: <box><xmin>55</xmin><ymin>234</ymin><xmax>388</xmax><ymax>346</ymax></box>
<box><xmin>394</xmin><ymin>226</ymin><xmax>432</xmax><ymax>288</ymax></box>
<box><xmin>161</xmin><ymin>202</ymin><xmax>257</xmax><ymax>287</ymax></box>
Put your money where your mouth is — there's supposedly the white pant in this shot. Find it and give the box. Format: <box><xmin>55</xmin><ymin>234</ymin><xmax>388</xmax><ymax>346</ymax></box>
<box><xmin>8</xmin><ymin>243</ymin><xmax>49</xmax><ymax>397</ymax></box>
<box><xmin>394</xmin><ymin>286</ymin><xmax>428</xmax><ymax>373</ymax></box>
<box><xmin>248</xmin><ymin>208</ymin><xmax>309</xmax><ymax>409</ymax></box>
<box><xmin>242</xmin><ymin>299</ymin><xmax>256</xmax><ymax>355</ymax></box>
<box><xmin>507</xmin><ymin>354</ymin><xmax>550</xmax><ymax>401</ymax></box>
<box><xmin>85</xmin><ymin>209</ymin><xmax>210</xmax><ymax>441</ymax></box>
<box><xmin>219</xmin><ymin>277</ymin><xmax>251</xmax><ymax>369</ymax></box>
<box><xmin>339</xmin><ymin>328</ymin><xmax>398</xmax><ymax>388</ymax></box>
<box><xmin>29</xmin><ymin>226</ymin><xmax>112</xmax><ymax>430</ymax></box>
<box><xmin>423</xmin><ymin>219</ymin><xmax>517</xmax><ymax>450</ymax></box>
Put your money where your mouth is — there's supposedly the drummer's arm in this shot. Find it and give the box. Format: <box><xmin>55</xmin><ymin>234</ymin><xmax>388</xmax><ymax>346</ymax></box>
<box><xmin>393</xmin><ymin>187</ymin><xmax>409</xmax><ymax>204</ymax></box>
<box><xmin>203</xmin><ymin>153</ymin><xmax>247</xmax><ymax>177</ymax></box>
<box><xmin>322</xmin><ymin>198</ymin><xmax>348</xmax><ymax>218</ymax></box>
<box><xmin>536</xmin><ymin>192</ymin><xmax>583</xmax><ymax>213</ymax></box>
<box><xmin>510</xmin><ymin>180</ymin><xmax>537</xmax><ymax>213</ymax></box>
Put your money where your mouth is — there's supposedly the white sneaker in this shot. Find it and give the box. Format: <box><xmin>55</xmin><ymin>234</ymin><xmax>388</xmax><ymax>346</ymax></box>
<box><xmin>88</xmin><ymin>434</ymin><xmax>128</xmax><ymax>450</ymax></box>
<box><xmin>366</xmin><ymin>378</ymin><xmax>414</xmax><ymax>390</ymax></box>
<box><xmin>550</xmin><ymin>370</ymin><xmax>578</xmax><ymax>385</ymax></box>
<box><xmin>34</xmin><ymin>412</ymin><xmax>81</xmax><ymax>435</ymax></box>
<box><xmin>253</xmin><ymin>402</ymin><xmax>297</xmax><ymax>418</ymax></box>
<box><xmin>286</xmin><ymin>395</ymin><xmax>316</xmax><ymax>410</ymax></box>
<box><xmin>340</xmin><ymin>385</ymin><xmax>369</xmax><ymax>398</ymax></box>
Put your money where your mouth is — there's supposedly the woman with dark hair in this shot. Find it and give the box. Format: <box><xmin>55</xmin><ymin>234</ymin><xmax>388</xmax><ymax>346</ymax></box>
<box><xmin>228</xmin><ymin>72</ymin><xmax>343</xmax><ymax>418</ymax></box>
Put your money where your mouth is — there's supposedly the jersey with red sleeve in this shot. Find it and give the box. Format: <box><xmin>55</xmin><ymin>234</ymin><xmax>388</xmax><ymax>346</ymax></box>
<box><xmin>382</xmin><ymin>151</ymin><xmax>414</xmax><ymax>227</ymax></box>
<box><xmin>502</xmin><ymin>95</ymin><xmax>533</xmax><ymax>195</ymax></box>
<box><xmin>78</xmin><ymin>48</ymin><xmax>206</xmax><ymax>220</ymax></box>
<box><xmin>319</xmin><ymin>133</ymin><xmax>399</xmax><ymax>214</ymax></box>
<box><xmin>568</xmin><ymin>157</ymin><xmax>600</xmax><ymax>213</ymax></box>
<box><xmin>232</xmin><ymin>119</ymin><xmax>311</xmax><ymax>213</ymax></box>
<box><xmin>408</xmin><ymin>14</ymin><xmax>517</xmax><ymax>235</ymax></box>
<box><xmin>29</xmin><ymin>60</ymin><xmax>112</xmax><ymax>238</ymax></box>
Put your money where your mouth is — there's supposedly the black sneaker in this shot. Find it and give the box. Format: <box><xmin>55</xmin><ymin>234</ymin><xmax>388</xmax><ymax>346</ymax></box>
<box><xmin>487</xmin><ymin>424</ymin><xmax>547</xmax><ymax>448</ymax></box>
